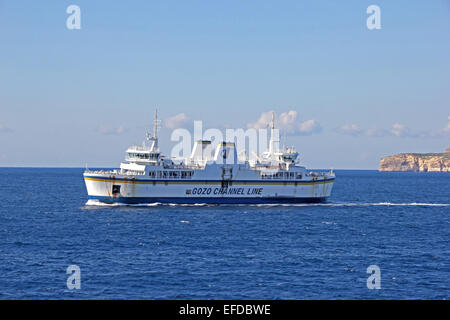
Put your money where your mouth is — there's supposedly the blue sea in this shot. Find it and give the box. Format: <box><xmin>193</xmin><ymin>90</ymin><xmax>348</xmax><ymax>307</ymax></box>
<box><xmin>0</xmin><ymin>168</ymin><xmax>448</xmax><ymax>299</ymax></box>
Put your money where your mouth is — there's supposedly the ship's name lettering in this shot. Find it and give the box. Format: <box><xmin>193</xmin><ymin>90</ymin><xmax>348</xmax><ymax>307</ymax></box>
<box><xmin>191</xmin><ymin>187</ymin><xmax>263</xmax><ymax>195</ymax></box>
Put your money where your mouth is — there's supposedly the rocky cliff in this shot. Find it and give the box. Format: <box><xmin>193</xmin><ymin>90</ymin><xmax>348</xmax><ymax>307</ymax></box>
<box><xmin>379</xmin><ymin>147</ymin><xmax>450</xmax><ymax>172</ymax></box>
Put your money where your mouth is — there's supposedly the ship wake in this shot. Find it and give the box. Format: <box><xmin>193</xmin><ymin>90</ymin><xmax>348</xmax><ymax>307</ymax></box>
<box><xmin>84</xmin><ymin>199</ymin><xmax>449</xmax><ymax>208</ymax></box>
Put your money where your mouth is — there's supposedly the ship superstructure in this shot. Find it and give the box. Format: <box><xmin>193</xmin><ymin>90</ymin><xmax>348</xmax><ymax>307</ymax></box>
<box><xmin>84</xmin><ymin>111</ymin><xmax>335</xmax><ymax>204</ymax></box>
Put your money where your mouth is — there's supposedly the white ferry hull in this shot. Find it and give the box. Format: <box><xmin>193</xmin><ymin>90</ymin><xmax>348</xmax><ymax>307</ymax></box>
<box><xmin>84</xmin><ymin>174</ymin><xmax>334</xmax><ymax>204</ymax></box>
<box><xmin>83</xmin><ymin>111</ymin><xmax>336</xmax><ymax>205</ymax></box>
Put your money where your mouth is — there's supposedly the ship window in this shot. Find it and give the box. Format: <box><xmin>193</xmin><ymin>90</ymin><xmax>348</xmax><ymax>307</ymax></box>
<box><xmin>261</xmin><ymin>173</ymin><xmax>272</xmax><ymax>179</ymax></box>
<box><xmin>129</xmin><ymin>153</ymin><xmax>150</xmax><ymax>159</ymax></box>
<box><xmin>296</xmin><ymin>173</ymin><xmax>302</xmax><ymax>179</ymax></box>
<box><xmin>168</xmin><ymin>171</ymin><xmax>177</xmax><ymax>178</ymax></box>
<box><xmin>181</xmin><ymin>171</ymin><xmax>193</xmax><ymax>178</ymax></box>
<box><xmin>112</xmin><ymin>185</ymin><xmax>120</xmax><ymax>195</ymax></box>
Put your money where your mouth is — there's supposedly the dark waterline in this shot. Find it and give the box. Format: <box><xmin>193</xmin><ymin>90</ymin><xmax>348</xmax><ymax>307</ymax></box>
<box><xmin>0</xmin><ymin>168</ymin><xmax>448</xmax><ymax>299</ymax></box>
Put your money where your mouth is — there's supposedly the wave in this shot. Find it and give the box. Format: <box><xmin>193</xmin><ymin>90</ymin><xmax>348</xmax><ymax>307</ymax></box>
<box><xmin>84</xmin><ymin>199</ymin><xmax>161</xmax><ymax>207</ymax></box>
<box><xmin>253</xmin><ymin>202</ymin><xmax>450</xmax><ymax>207</ymax></box>
<box><xmin>84</xmin><ymin>199</ymin><xmax>125</xmax><ymax>207</ymax></box>
<box><xmin>84</xmin><ymin>199</ymin><xmax>449</xmax><ymax>208</ymax></box>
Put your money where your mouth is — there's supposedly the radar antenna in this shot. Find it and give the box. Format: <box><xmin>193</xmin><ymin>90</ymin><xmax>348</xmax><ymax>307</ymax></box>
<box><xmin>146</xmin><ymin>109</ymin><xmax>161</xmax><ymax>151</ymax></box>
<box><xmin>268</xmin><ymin>111</ymin><xmax>279</xmax><ymax>155</ymax></box>
<box><xmin>153</xmin><ymin>109</ymin><xmax>161</xmax><ymax>139</ymax></box>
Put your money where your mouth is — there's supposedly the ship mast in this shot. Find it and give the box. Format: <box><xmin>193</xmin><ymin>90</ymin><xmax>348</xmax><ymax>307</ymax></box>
<box><xmin>153</xmin><ymin>109</ymin><xmax>159</xmax><ymax>150</ymax></box>
<box><xmin>268</xmin><ymin>111</ymin><xmax>279</xmax><ymax>155</ymax></box>
<box><xmin>146</xmin><ymin>109</ymin><xmax>161</xmax><ymax>152</ymax></box>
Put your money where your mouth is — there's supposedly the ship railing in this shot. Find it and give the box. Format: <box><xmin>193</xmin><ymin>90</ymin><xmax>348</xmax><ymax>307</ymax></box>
<box><xmin>84</xmin><ymin>169</ymin><xmax>121</xmax><ymax>175</ymax></box>
<box><xmin>306</xmin><ymin>171</ymin><xmax>334</xmax><ymax>178</ymax></box>
<box><xmin>125</xmin><ymin>156</ymin><xmax>159</xmax><ymax>162</ymax></box>
<box><xmin>127</xmin><ymin>145</ymin><xmax>153</xmax><ymax>152</ymax></box>
<box><xmin>258</xmin><ymin>170</ymin><xmax>333</xmax><ymax>180</ymax></box>
<box><xmin>124</xmin><ymin>170</ymin><xmax>146</xmax><ymax>176</ymax></box>
<box><xmin>84</xmin><ymin>169</ymin><xmax>148</xmax><ymax>177</ymax></box>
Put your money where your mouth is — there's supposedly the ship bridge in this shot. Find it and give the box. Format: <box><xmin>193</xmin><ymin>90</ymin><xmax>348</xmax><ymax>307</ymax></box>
<box><xmin>125</xmin><ymin>146</ymin><xmax>160</xmax><ymax>162</ymax></box>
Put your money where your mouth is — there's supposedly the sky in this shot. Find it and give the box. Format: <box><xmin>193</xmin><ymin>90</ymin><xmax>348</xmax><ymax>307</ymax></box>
<box><xmin>0</xmin><ymin>0</ymin><xmax>449</xmax><ymax>169</ymax></box>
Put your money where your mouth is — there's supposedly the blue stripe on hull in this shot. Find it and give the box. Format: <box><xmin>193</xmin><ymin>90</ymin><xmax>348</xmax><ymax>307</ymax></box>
<box><xmin>88</xmin><ymin>195</ymin><xmax>328</xmax><ymax>204</ymax></box>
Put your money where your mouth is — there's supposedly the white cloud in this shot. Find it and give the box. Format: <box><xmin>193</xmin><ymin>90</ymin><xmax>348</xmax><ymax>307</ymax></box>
<box><xmin>337</xmin><ymin>121</ymin><xmax>449</xmax><ymax>138</ymax></box>
<box><xmin>247</xmin><ymin>111</ymin><xmax>273</xmax><ymax>130</ymax></box>
<box><xmin>424</xmin><ymin>116</ymin><xmax>450</xmax><ymax>137</ymax></box>
<box><xmin>97</xmin><ymin>125</ymin><xmax>127</xmax><ymax>135</ymax></box>
<box><xmin>297</xmin><ymin>119</ymin><xmax>321</xmax><ymax>134</ymax></box>
<box><xmin>365</xmin><ymin>127</ymin><xmax>389</xmax><ymax>137</ymax></box>
<box><xmin>278</xmin><ymin>110</ymin><xmax>298</xmax><ymax>132</ymax></box>
<box><xmin>362</xmin><ymin>123</ymin><xmax>414</xmax><ymax>137</ymax></box>
<box><xmin>336</xmin><ymin>117</ymin><xmax>450</xmax><ymax>139</ymax></box>
<box><xmin>247</xmin><ymin>110</ymin><xmax>322</xmax><ymax>135</ymax></box>
<box><xmin>164</xmin><ymin>113</ymin><xmax>189</xmax><ymax>130</ymax></box>
<box><xmin>390</xmin><ymin>123</ymin><xmax>413</xmax><ymax>137</ymax></box>
<box><xmin>335</xmin><ymin>124</ymin><xmax>362</xmax><ymax>136</ymax></box>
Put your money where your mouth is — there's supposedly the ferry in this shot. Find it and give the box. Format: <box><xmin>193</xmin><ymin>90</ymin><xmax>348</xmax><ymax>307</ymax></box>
<box><xmin>84</xmin><ymin>111</ymin><xmax>335</xmax><ymax>204</ymax></box>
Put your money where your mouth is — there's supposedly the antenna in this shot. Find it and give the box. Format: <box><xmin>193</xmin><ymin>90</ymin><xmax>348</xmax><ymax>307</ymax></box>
<box><xmin>146</xmin><ymin>109</ymin><xmax>161</xmax><ymax>151</ymax></box>
<box><xmin>153</xmin><ymin>109</ymin><xmax>161</xmax><ymax>139</ymax></box>
<box><xmin>271</xmin><ymin>111</ymin><xmax>275</xmax><ymax>130</ymax></box>
<box><xmin>269</xmin><ymin>111</ymin><xmax>278</xmax><ymax>155</ymax></box>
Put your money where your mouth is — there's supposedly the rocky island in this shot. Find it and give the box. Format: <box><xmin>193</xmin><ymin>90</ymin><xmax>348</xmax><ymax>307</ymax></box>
<box><xmin>379</xmin><ymin>147</ymin><xmax>450</xmax><ymax>172</ymax></box>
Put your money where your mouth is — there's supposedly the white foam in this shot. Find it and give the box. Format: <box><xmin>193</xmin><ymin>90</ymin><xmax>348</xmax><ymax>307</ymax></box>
<box><xmin>84</xmin><ymin>200</ymin><xmax>161</xmax><ymax>207</ymax></box>
<box><xmin>84</xmin><ymin>199</ymin><xmax>125</xmax><ymax>207</ymax></box>
<box><xmin>251</xmin><ymin>202</ymin><xmax>450</xmax><ymax>207</ymax></box>
<box><xmin>140</xmin><ymin>202</ymin><xmax>161</xmax><ymax>207</ymax></box>
<box><xmin>84</xmin><ymin>200</ymin><xmax>449</xmax><ymax>208</ymax></box>
<box><xmin>170</xmin><ymin>203</ymin><xmax>204</xmax><ymax>207</ymax></box>
<box><xmin>332</xmin><ymin>202</ymin><xmax>450</xmax><ymax>207</ymax></box>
